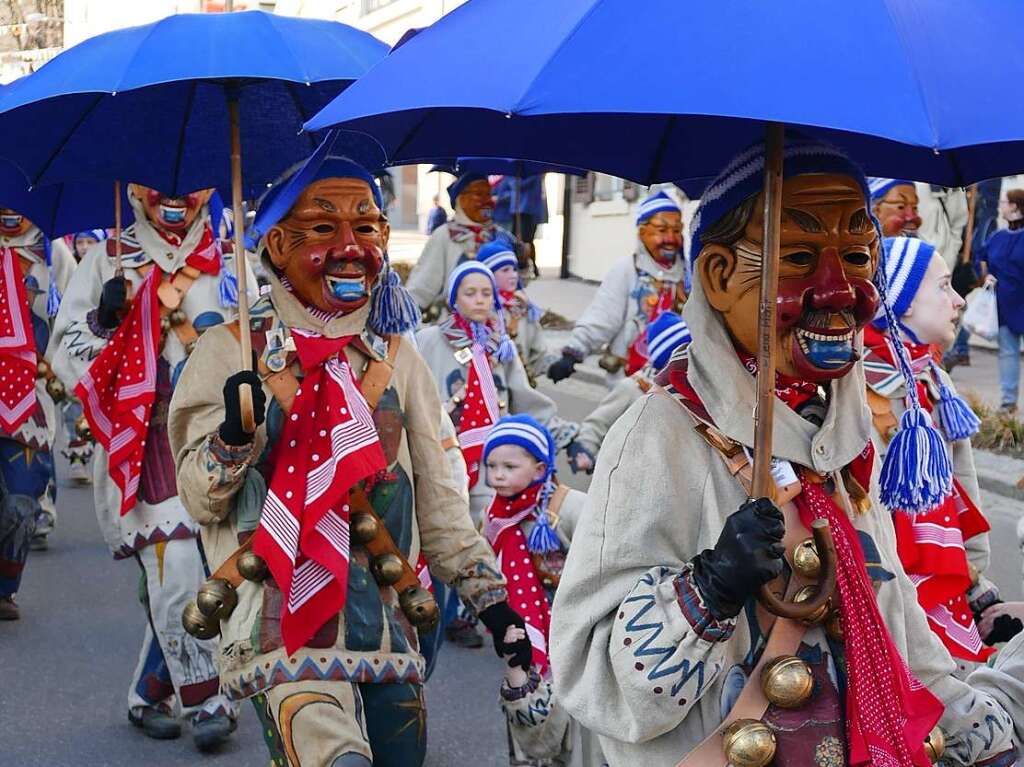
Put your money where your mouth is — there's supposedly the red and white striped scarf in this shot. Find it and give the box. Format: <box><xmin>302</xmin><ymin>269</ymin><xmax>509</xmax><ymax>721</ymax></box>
<box><xmin>75</xmin><ymin>268</ymin><xmax>161</xmax><ymax>515</ymax></box>
<box><xmin>456</xmin><ymin>342</ymin><xmax>501</xmax><ymax>487</ymax></box>
<box><xmin>0</xmin><ymin>249</ymin><xmax>37</xmax><ymax>433</ymax></box>
<box><xmin>485</xmin><ymin>483</ymin><xmax>551</xmax><ymax>674</ymax></box>
<box><xmin>251</xmin><ymin>330</ymin><xmax>386</xmax><ymax>655</ymax></box>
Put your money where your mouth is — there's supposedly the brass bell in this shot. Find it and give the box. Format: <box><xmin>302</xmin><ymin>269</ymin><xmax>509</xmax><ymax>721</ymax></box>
<box><xmin>722</xmin><ymin>718</ymin><xmax>776</xmax><ymax>767</ymax></box>
<box><xmin>168</xmin><ymin>308</ymin><xmax>188</xmax><ymax>327</ymax></box>
<box><xmin>45</xmin><ymin>377</ymin><xmax>66</xmax><ymax>402</ymax></box>
<box><xmin>398</xmin><ymin>586</ymin><xmax>440</xmax><ymax>631</ymax></box>
<box><xmin>793</xmin><ymin>584</ymin><xmax>830</xmax><ymax>625</ymax></box>
<box><xmin>182</xmin><ymin>600</ymin><xmax>220</xmax><ymax>639</ymax></box>
<box><xmin>350</xmin><ymin>512</ymin><xmax>379</xmax><ymax>545</ymax></box>
<box><xmin>74</xmin><ymin>415</ymin><xmax>93</xmax><ymax>441</ymax></box>
<box><xmin>36</xmin><ymin>359</ymin><xmax>50</xmax><ymax>377</ymax></box>
<box><xmin>160</xmin><ymin>316</ymin><xmax>172</xmax><ymax>333</ymax></box>
<box><xmin>237</xmin><ymin>550</ymin><xmax>269</xmax><ymax>582</ymax></box>
<box><xmin>791</xmin><ymin>538</ymin><xmax>821</xmax><ymax>579</ymax></box>
<box><xmin>195</xmin><ymin>578</ymin><xmax>238</xmax><ymax>621</ymax></box>
<box><xmin>924</xmin><ymin>726</ymin><xmax>945</xmax><ymax>763</ymax></box>
<box><xmin>967</xmin><ymin>562</ymin><xmax>980</xmax><ymax>587</ymax></box>
<box><xmin>371</xmin><ymin>553</ymin><xmax>404</xmax><ymax>585</ymax></box>
<box><xmin>760</xmin><ymin>654</ymin><xmax>814</xmax><ymax>709</ymax></box>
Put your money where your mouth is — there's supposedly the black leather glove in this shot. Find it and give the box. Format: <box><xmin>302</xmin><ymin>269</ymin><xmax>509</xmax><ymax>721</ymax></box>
<box><xmin>566</xmin><ymin>440</ymin><xmax>595</xmax><ymax>475</ymax></box>
<box><xmin>96</xmin><ymin>276</ymin><xmax>128</xmax><ymax>329</ymax></box>
<box><xmin>547</xmin><ymin>353</ymin><xmax>578</xmax><ymax>383</ymax></box>
<box><xmin>218</xmin><ymin>370</ymin><xmax>267</xmax><ymax>446</ymax></box>
<box><xmin>691</xmin><ymin>497</ymin><xmax>786</xmax><ymax>620</ymax></box>
<box><xmin>983</xmin><ymin>614</ymin><xmax>1024</xmax><ymax>645</ymax></box>
<box><xmin>479</xmin><ymin>601</ymin><xmax>531</xmax><ymax>671</ymax></box>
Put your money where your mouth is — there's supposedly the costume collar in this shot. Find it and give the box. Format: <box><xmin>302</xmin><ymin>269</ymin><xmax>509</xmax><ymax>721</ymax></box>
<box><xmin>0</xmin><ymin>225</ymin><xmax>44</xmax><ymax>257</ymax></box>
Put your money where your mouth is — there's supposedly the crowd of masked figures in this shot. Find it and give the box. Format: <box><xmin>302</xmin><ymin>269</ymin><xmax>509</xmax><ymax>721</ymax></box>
<box><xmin>7</xmin><ymin>144</ymin><xmax>1024</xmax><ymax>767</ymax></box>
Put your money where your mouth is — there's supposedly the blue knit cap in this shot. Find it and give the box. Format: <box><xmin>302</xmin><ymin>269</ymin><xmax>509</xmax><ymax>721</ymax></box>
<box><xmin>478</xmin><ymin>239</ymin><xmax>518</xmax><ymax>274</ymax></box>
<box><xmin>645</xmin><ymin>311</ymin><xmax>692</xmax><ymax>370</ymax></box>
<box><xmin>868</xmin><ymin>177</ymin><xmax>915</xmax><ymax>203</ymax></box>
<box><xmin>74</xmin><ymin>229</ymin><xmax>107</xmax><ymax>244</ymax></box>
<box><xmin>483</xmin><ymin>414</ymin><xmax>561</xmax><ymax>554</ymax></box>
<box><xmin>446</xmin><ymin>260</ymin><xmax>500</xmax><ymax>311</ymax></box>
<box><xmin>872</xmin><ymin>237</ymin><xmax>935</xmax><ymax>329</ymax></box>
<box><xmin>447</xmin><ymin>172</ymin><xmax>488</xmax><ymax>207</ymax></box>
<box><xmin>636</xmin><ymin>190</ymin><xmax>682</xmax><ymax>225</ymax></box>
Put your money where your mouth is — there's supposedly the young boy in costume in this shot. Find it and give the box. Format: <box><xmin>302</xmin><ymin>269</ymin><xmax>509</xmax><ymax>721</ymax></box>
<box><xmin>567</xmin><ymin>310</ymin><xmax>690</xmax><ymax>474</ymax></box>
<box><xmin>168</xmin><ymin>156</ymin><xmax>530</xmax><ymax>767</ymax></box>
<box><xmin>50</xmin><ymin>185</ymin><xmax>241</xmax><ymax>749</ymax></box>
<box><xmin>550</xmin><ymin>137</ymin><xmax>1024</xmax><ymax>767</ymax></box>
<box><xmin>0</xmin><ymin>209</ymin><xmax>74</xmax><ymax>618</ymax></box>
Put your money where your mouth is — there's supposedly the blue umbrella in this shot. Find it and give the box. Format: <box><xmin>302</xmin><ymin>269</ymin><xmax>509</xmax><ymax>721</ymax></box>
<box><xmin>307</xmin><ymin>0</ymin><xmax>1024</xmax><ymax>188</ymax></box>
<box><xmin>422</xmin><ymin>157</ymin><xmax>586</xmax><ymax>178</ymax></box>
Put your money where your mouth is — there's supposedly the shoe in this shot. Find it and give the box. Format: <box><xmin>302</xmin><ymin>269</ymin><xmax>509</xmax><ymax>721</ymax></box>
<box><xmin>192</xmin><ymin>713</ymin><xmax>237</xmax><ymax>752</ymax></box>
<box><xmin>942</xmin><ymin>352</ymin><xmax>970</xmax><ymax>372</ymax></box>
<box><xmin>0</xmin><ymin>595</ymin><xmax>19</xmax><ymax>621</ymax></box>
<box><xmin>128</xmin><ymin>707</ymin><xmax>181</xmax><ymax>740</ymax></box>
<box><xmin>29</xmin><ymin>534</ymin><xmax>48</xmax><ymax>551</ymax></box>
<box><xmin>444</xmin><ymin>617</ymin><xmax>484</xmax><ymax>648</ymax></box>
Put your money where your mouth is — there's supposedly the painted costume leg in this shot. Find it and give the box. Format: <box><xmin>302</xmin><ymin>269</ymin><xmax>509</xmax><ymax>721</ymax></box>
<box><xmin>0</xmin><ymin>438</ymin><xmax>52</xmax><ymax>597</ymax></box>
<box><xmin>132</xmin><ymin>538</ymin><xmax>234</xmax><ymax>722</ymax></box>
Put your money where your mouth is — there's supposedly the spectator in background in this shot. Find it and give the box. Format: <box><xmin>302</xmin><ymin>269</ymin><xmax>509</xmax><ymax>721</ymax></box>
<box><xmin>426</xmin><ymin>193</ymin><xmax>448</xmax><ymax>234</ymax></box>
<box><xmin>493</xmin><ymin>174</ymin><xmax>548</xmax><ymax>278</ymax></box>
<box><xmin>978</xmin><ymin>188</ymin><xmax>1024</xmax><ymax>413</ymax></box>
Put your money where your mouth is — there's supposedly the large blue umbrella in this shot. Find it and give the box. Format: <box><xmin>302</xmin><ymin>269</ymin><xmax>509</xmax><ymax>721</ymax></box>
<box><xmin>0</xmin><ymin>11</ymin><xmax>387</xmax><ymax>197</ymax></box>
<box><xmin>422</xmin><ymin>157</ymin><xmax>586</xmax><ymax>178</ymax></box>
<box><xmin>307</xmin><ymin>0</ymin><xmax>1024</xmax><ymax>188</ymax></box>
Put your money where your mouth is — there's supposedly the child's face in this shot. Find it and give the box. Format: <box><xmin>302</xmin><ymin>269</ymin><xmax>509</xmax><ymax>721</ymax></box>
<box><xmin>485</xmin><ymin>444</ymin><xmax>546</xmax><ymax>497</ymax></box>
<box><xmin>493</xmin><ymin>264</ymin><xmax>519</xmax><ymax>294</ymax></box>
<box><xmin>455</xmin><ymin>272</ymin><xmax>495</xmax><ymax>323</ymax></box>
<box><xmin>75</xmin><ymin>235</ymin><xmax>98</xmax><ymax>260</ymax></box>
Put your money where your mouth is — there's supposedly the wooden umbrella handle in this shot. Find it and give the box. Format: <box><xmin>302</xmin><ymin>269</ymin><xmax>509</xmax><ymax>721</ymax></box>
<box><xmin>228</xmin><ymin>92</ymin><xmax>256</xmax><ymax>434</ymax></box>
<box><xmin>758</xmin><ymin>519</ymin><xmax>837</xmax><ymax>620</ymax></box>
<box><xmin>114</xmin><ymin>180</ymin><xmax>123</xmax><ymax>277</ymax></box>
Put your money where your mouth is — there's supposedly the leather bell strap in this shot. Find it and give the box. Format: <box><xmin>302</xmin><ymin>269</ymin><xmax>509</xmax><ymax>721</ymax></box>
<box><xmin>135</xmin><ymin>262</ymin><xmax>202</xmax><ymax>351</ymax></box>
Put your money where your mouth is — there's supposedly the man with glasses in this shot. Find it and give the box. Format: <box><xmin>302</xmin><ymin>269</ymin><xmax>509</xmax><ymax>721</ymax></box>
<box><xmin>548</xmin><ymin>190</ymin><xmax>688</xmax><ymax>385</ymax></box>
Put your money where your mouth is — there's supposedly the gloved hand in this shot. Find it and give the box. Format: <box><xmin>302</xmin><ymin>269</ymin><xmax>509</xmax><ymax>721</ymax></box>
<box><xmin>690</xmin><ymin>497</ymin><xmax>786</xmax><ymax>620</ymax></box>
<box><xmin>566</xmin><ymin>441</ymin><xmax>595</xmax><ymax>474</ymax></box>
<box><xmin>218</xmin><ymin>370</ymin><xmax>267</xmax><ymax>446</ymax></box>
<box><xmin>479</xmin><ymin>601</ymin><xmax>531</xmax><ymax>671</ymax></box>
<box><xmin>978</xmin><ymin>602</ymin><xmax>1024</xmax><ymax>645</ymax></box>
<box><xmin>547</xmin><ymin>353</ymin><xmax>578</xmax><ymax>383</ymax></box>
<box><xmin>96</xmin><ymin>276</ymin><xmax>128</xmax><ymax>329</ymax></box>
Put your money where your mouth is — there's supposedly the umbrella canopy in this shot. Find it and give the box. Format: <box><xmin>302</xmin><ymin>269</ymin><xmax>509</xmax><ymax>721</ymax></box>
<box><xmin>423</xmin><ymin>157</ymin><xmax>587</xmax><ymax>178</ymax></box>
<box><xmin>307</xmin><ymin>0</ymin><xmax>1024</xmax><ymax>187</ymax></box>
<box><xmin>0</xmin><ymin>159</ymin><xmax>134</xmax><ymax>238</ymax></box>
<box><xmin>0</xmin><ymin>10</ymin><xmax>388</xmax><ymax>198</ymax></box>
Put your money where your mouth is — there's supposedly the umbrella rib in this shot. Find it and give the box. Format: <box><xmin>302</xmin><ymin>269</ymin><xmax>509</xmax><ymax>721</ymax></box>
<box><xmin>391</xmin><ymin>107</ymin><xmax>434</xmax><ymax>161</ymax></box>
<box><xmin>645</xmin><ymin>114</ymin><xmax>676</xmax><ymax>186</ymax></box>
<box><xmin>283</xmin><ymin>82</ymin><xmax>317</xmax><ymax>155</ymax></box>
<box><xmin>171</xmin><ymin>80</ymin><xmax>197</xmax><ymax>196</ymax></box>
<box><xmin>32</xmin><ymin>92</ymin><xmax>106</xmax><ymax>186</ymax></box>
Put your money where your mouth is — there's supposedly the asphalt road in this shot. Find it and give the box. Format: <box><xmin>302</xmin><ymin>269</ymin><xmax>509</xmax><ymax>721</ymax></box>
<box><xmin>1</xmin><ymin>377</ymin><xmax>1021</xmax><ymax>767</ymax></box>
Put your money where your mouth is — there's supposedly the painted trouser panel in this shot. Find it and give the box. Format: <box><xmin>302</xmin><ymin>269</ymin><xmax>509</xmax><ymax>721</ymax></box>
<box><xmin>127</xmin><ymin>537</ymin><xmax>235</xmax><ymax>722</ymax></box>
<box><xmin>257</xmin><ymin>680</ymin><xmax>427</xmax><ymax>767</ymax></box>
<box><xmin>0</xmin><ymin>438</ymin><xmax>53</xmax><ymax>596</ymax></box>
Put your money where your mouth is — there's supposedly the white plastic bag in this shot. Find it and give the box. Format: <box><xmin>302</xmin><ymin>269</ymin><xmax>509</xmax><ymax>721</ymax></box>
<box><xmin>963</xmin><ymin>284</ymin><xmax>1000</xmax><ymax>341</ymax></box>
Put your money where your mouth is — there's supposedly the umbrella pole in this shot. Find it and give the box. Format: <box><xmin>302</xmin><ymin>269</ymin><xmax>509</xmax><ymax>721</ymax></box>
<box><xmin>229</xmin><ymin>95</ymin><xmax>256</xmax><ymax>433</ymax></box>
<box><xmin>114</xmin><ymin>180</ymin><xmax>123</xmax><ymax>276</ymax></box>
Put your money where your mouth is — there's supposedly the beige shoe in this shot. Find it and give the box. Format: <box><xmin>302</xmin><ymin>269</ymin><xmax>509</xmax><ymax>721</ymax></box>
<box><xmin>0</xmin><ymin>595</ymin><xmax>20</xmax><ymax>621</ymax></box>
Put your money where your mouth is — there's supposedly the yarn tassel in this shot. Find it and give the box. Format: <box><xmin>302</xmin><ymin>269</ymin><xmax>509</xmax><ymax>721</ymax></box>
<box><xmin>878</xmin><ymin>406</ymin><xmax>954</xmax><ymax>514</ymax></box>
<box><xmin>526</xmin><ymin>301</ymin><xmax>543</xmax><ymax>324</ymax></box>
<box><xmin>219</xmin><ymin>268</ymin><xmax>239</xmax><ymax>308</ymax></box>
<box><xmin>369</xmin><ymin>262</ymin><xmax>421</xmax><ymax>335</ymax></box>
<box><xmin>933</xmin><ymin>375</ymin><xmax>981</xmax><ymax>441</ymax></box>
<box><xmin>43</xmin><ymin>237</ymin><xmax>60</xmax><ymax>317</ymax></box>
<box><xmin>493</xmin><ymin>300</ymin><xmax>516</xmax><ymax>363</ymax></box>
<box><xmin>527</xmin><ymin>479</ymin><xmax>561</xmax><ymax>554</ymax></box>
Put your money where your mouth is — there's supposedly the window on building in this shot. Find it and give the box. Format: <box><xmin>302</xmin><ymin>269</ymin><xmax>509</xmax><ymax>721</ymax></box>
<box><xmin>592</xmin><ymin>174</ymin><xmax>624</xmax><ymax>202</ymax></box>
<box><xmin>361</xmin><ymin>0</ymin><xmax>399</xmax><ymax>14</ymax></box>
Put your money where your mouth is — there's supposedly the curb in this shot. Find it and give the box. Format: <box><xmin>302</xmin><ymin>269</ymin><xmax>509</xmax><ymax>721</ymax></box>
<box><xmin>976</xmin><ymin>472</ymin><xmax>1024</xmax><ymax>503</ymax></box>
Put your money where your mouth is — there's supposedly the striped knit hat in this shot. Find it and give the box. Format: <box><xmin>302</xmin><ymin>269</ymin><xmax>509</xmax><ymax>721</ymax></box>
<box><xmin>478</xmin><ymin>239</ymin><xmax>518</xmax><ymax>274</ymax></box>
<box><xmin>873</xmin><ymin>237</ymin><xmax>935</xmax><ymax>326</ymax></box>
<box><xmin>645</xmin><ymin>311</ymin><xmax>692</xmax><ymax>370</ymax></box>
<box><xmin>446</xmin><ymin>260</ymin><xmax>501</xmax><ymax>311</ymax></box>
<box><xmin>868</xmin><ymin>177</ymin><xmax>915</xmax><ymax>203</ymax></box>
<box><xmin>447</xmin><ymin>172</ymin><xmax>489</xmax><ymax>206</ymax></box>
<box><xmin>636</xmin><ymin>190</ymin><xmax>681</xmax><ymax>225</ymax></box>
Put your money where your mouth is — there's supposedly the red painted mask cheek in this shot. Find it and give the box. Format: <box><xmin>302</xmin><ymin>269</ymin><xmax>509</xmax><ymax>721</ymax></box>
<box><xmin>184</xmin><ymin>192</ymin><xmax>202</xmax><ymax>212</ymax></box>
<box><xmin>850</xmin><ymin>277</ymin><xmax>881</xmax><ymax>327</ymax></box>
<box><xmin>145</xmin><ymin>189</ymin><xmax>163</xmax><ymax>206</ymax></box>
<box><xmin>776</xmin><ymin>279</ymin><xmax>812</xmax><ymax>330</ymax></box>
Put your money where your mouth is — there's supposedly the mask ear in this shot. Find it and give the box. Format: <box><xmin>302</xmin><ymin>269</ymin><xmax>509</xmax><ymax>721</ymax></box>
<box><xmin>697</xmin><ymin>244</ymin><xmax>740</xmax><ymax>312</ymax></box>
<box><xmin>380</xmin><ymin>216</ymin><xmax>391</xmax><ymax>252</ymax></box>
<box><xmin>265</xmin><ymin>225</ymin><xmax>288</xmax><ymax>270</ymax></box>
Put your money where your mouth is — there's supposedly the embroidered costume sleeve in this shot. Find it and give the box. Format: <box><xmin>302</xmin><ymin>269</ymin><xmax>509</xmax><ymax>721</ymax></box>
<box><xmin>397</xmin><ymin>343</ymin><xmax>507</xmax><ymax>613</ymax></box>
<box><xmin>564</xmin><ymin>254</ymin><xmax>634</xmax><ymax>359</ymax></box>
<box><xmin>168</xmin><ymin>324</ymin><xmax>268</xmax><ymax>525</ymax></box>
<box><xmin>500</xmin><ymin>671</ymin><xmax>573</xmax><ymax>761</ymax></box>
<box><xmin>575</xmin><ymin>372</ymin><xmax>647</xmax><ymax>454</ymax></box>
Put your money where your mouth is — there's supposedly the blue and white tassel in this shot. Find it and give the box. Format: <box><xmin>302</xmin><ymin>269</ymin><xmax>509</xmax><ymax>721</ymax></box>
<box><xmin>369</xmin><ymin>255</ymin><xmax>421</xmax><ymax>335</ymax></box>
<box><xmin>930</xmin><ymin>361</ymin><xmax>980</xmax><ymax>441</ymax></box>
<box><xmin>43</xmin><ymin>237</ymin><xmax>61</xmax><ymax>317</ymax></box>
<box><xmin>218</xmin><ymin>267</ymin><xmax>239</xmax><ymax>308</ymax></box>
<box><xmin>526</xmin><ymin>477</ymin><xmax>561</xmax><ymax>555</ymax></box>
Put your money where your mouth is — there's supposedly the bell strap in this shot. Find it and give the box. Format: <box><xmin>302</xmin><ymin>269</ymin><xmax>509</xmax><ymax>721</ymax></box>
<box><xmin>131</xmin><ymin>262</ymin><xmax>202</xmax><ymax>352</ymax></box>
<box><xmin>348</xmin><ymin>484</ymin><xmax>422</xmax><ymax>596</ymax></box>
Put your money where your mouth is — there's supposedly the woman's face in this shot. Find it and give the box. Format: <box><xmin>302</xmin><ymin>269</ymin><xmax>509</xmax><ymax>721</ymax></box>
<box><xmin>485</xmin><ymin>444</ymin><xmax>546</xmax><ymax>497</ymax></box>
<box><xmin>75</xmin><ymin>235</ymin><xmax>99</xmax><ymax>260</ymax></box>
<box><xmin>902</xmin><ymin>252</ymin><xmax>965</xmax><ymax>348</ymax></box>
<box><xmin>493</xmin><ymin>264</ymin><xmax>519</xmax><ymax>294</ymax></box>
<box><xmin>455</xmin><ymin>272</ymin><xmax>495</xmax><ymax>323</ymax></box>
<box><xmin>999</xmin><ymin>197</ymin><xmax>1022</xmax><ymax>222</ymax></box>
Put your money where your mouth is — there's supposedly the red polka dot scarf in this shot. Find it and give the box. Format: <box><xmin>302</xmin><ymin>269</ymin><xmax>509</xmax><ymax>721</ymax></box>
<box><xmin>251</xmin><ymin>330</ymin><xmax>386</xmax><ymax>655</ymax></box>
<box><xmin>0</xmin><ymin>249</ymin><xmax>37</xmax><ymax>433</ymax></box>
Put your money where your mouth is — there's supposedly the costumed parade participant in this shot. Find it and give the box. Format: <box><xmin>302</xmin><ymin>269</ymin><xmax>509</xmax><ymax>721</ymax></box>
<box><xmin>405</xmin><ymin>171</ymin><xmax>509</xmax><ymax>313</ymax></box>
<box><xmin>415</xmin><ymin>260</ymin><xmax>576</xmax><ymax>523</ymax></box>
<box><xmin>870</xmin><ymin>177</ymin><xmax>923</xmax><ymax>238</ymax></box>
<box><xmin>480</xmin><ymin>414</ymin><xmax>602</xmax><ymax>766</ymax></box>
<box><xmin>864</xmin><ymin>236</ymin><xmax>1015</xmax><ymax>670</ymax></box>
<box><xmin>567</xmin><ymin>310</ymin><xmax>691</xmax><ymax>475</ymax></box>
<box><xmin>49</xmin><ymin>185</ymin><xmax>241</xmax><ymax>748</ymax></box>
<box><xmin>0</xmin><ymin>209</ymin><xmax>74</xmax><ymax>618</ymax></box>
<box><xmin>168</xmin><ymin>156</ymin><xmax>531</xmax><ymax>767</ymax></box>
<box><xmin>549</xmin><ymin>137</ymin><xmax>1024</xmax><ymax>767</ymax></box>
<box><xmin>480</xmin><ymin>238</ymin><xmax>554</xmax><ymax>383</ymax></box>
<box><xmin>548</xmin><ymin>191</ymin><xmax>687</xmax><ymax>386</ymax></box>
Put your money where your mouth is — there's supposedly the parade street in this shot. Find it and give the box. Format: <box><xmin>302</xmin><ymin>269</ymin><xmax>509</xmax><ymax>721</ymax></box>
<box><xmin>1</xmin><ymin>371</ymin><xmax>1022</xmax><ymax>767</ymax></box>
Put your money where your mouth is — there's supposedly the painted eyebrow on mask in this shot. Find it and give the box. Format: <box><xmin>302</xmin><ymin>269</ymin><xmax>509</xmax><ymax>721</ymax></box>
<box><xmin>312</xmin><ymin>197</ymin><xmax>337</xmax><ymax>213</ymax></box>
<box><xmin>783</xmin><ymin>207</ymin><xmax>824</xmax><ymax>233</ymax></box>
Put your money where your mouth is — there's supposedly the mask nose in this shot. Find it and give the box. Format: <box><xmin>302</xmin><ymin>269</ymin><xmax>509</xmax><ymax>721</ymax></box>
<box><xmin>327</xmin><ymin>222</ymin><xmax>361</xmax><ymax>261</ymax></box>
<box><xmin>810</xmin><ymin>247</ymin><xmax>856</xmax><ymax>311</ymax></box>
